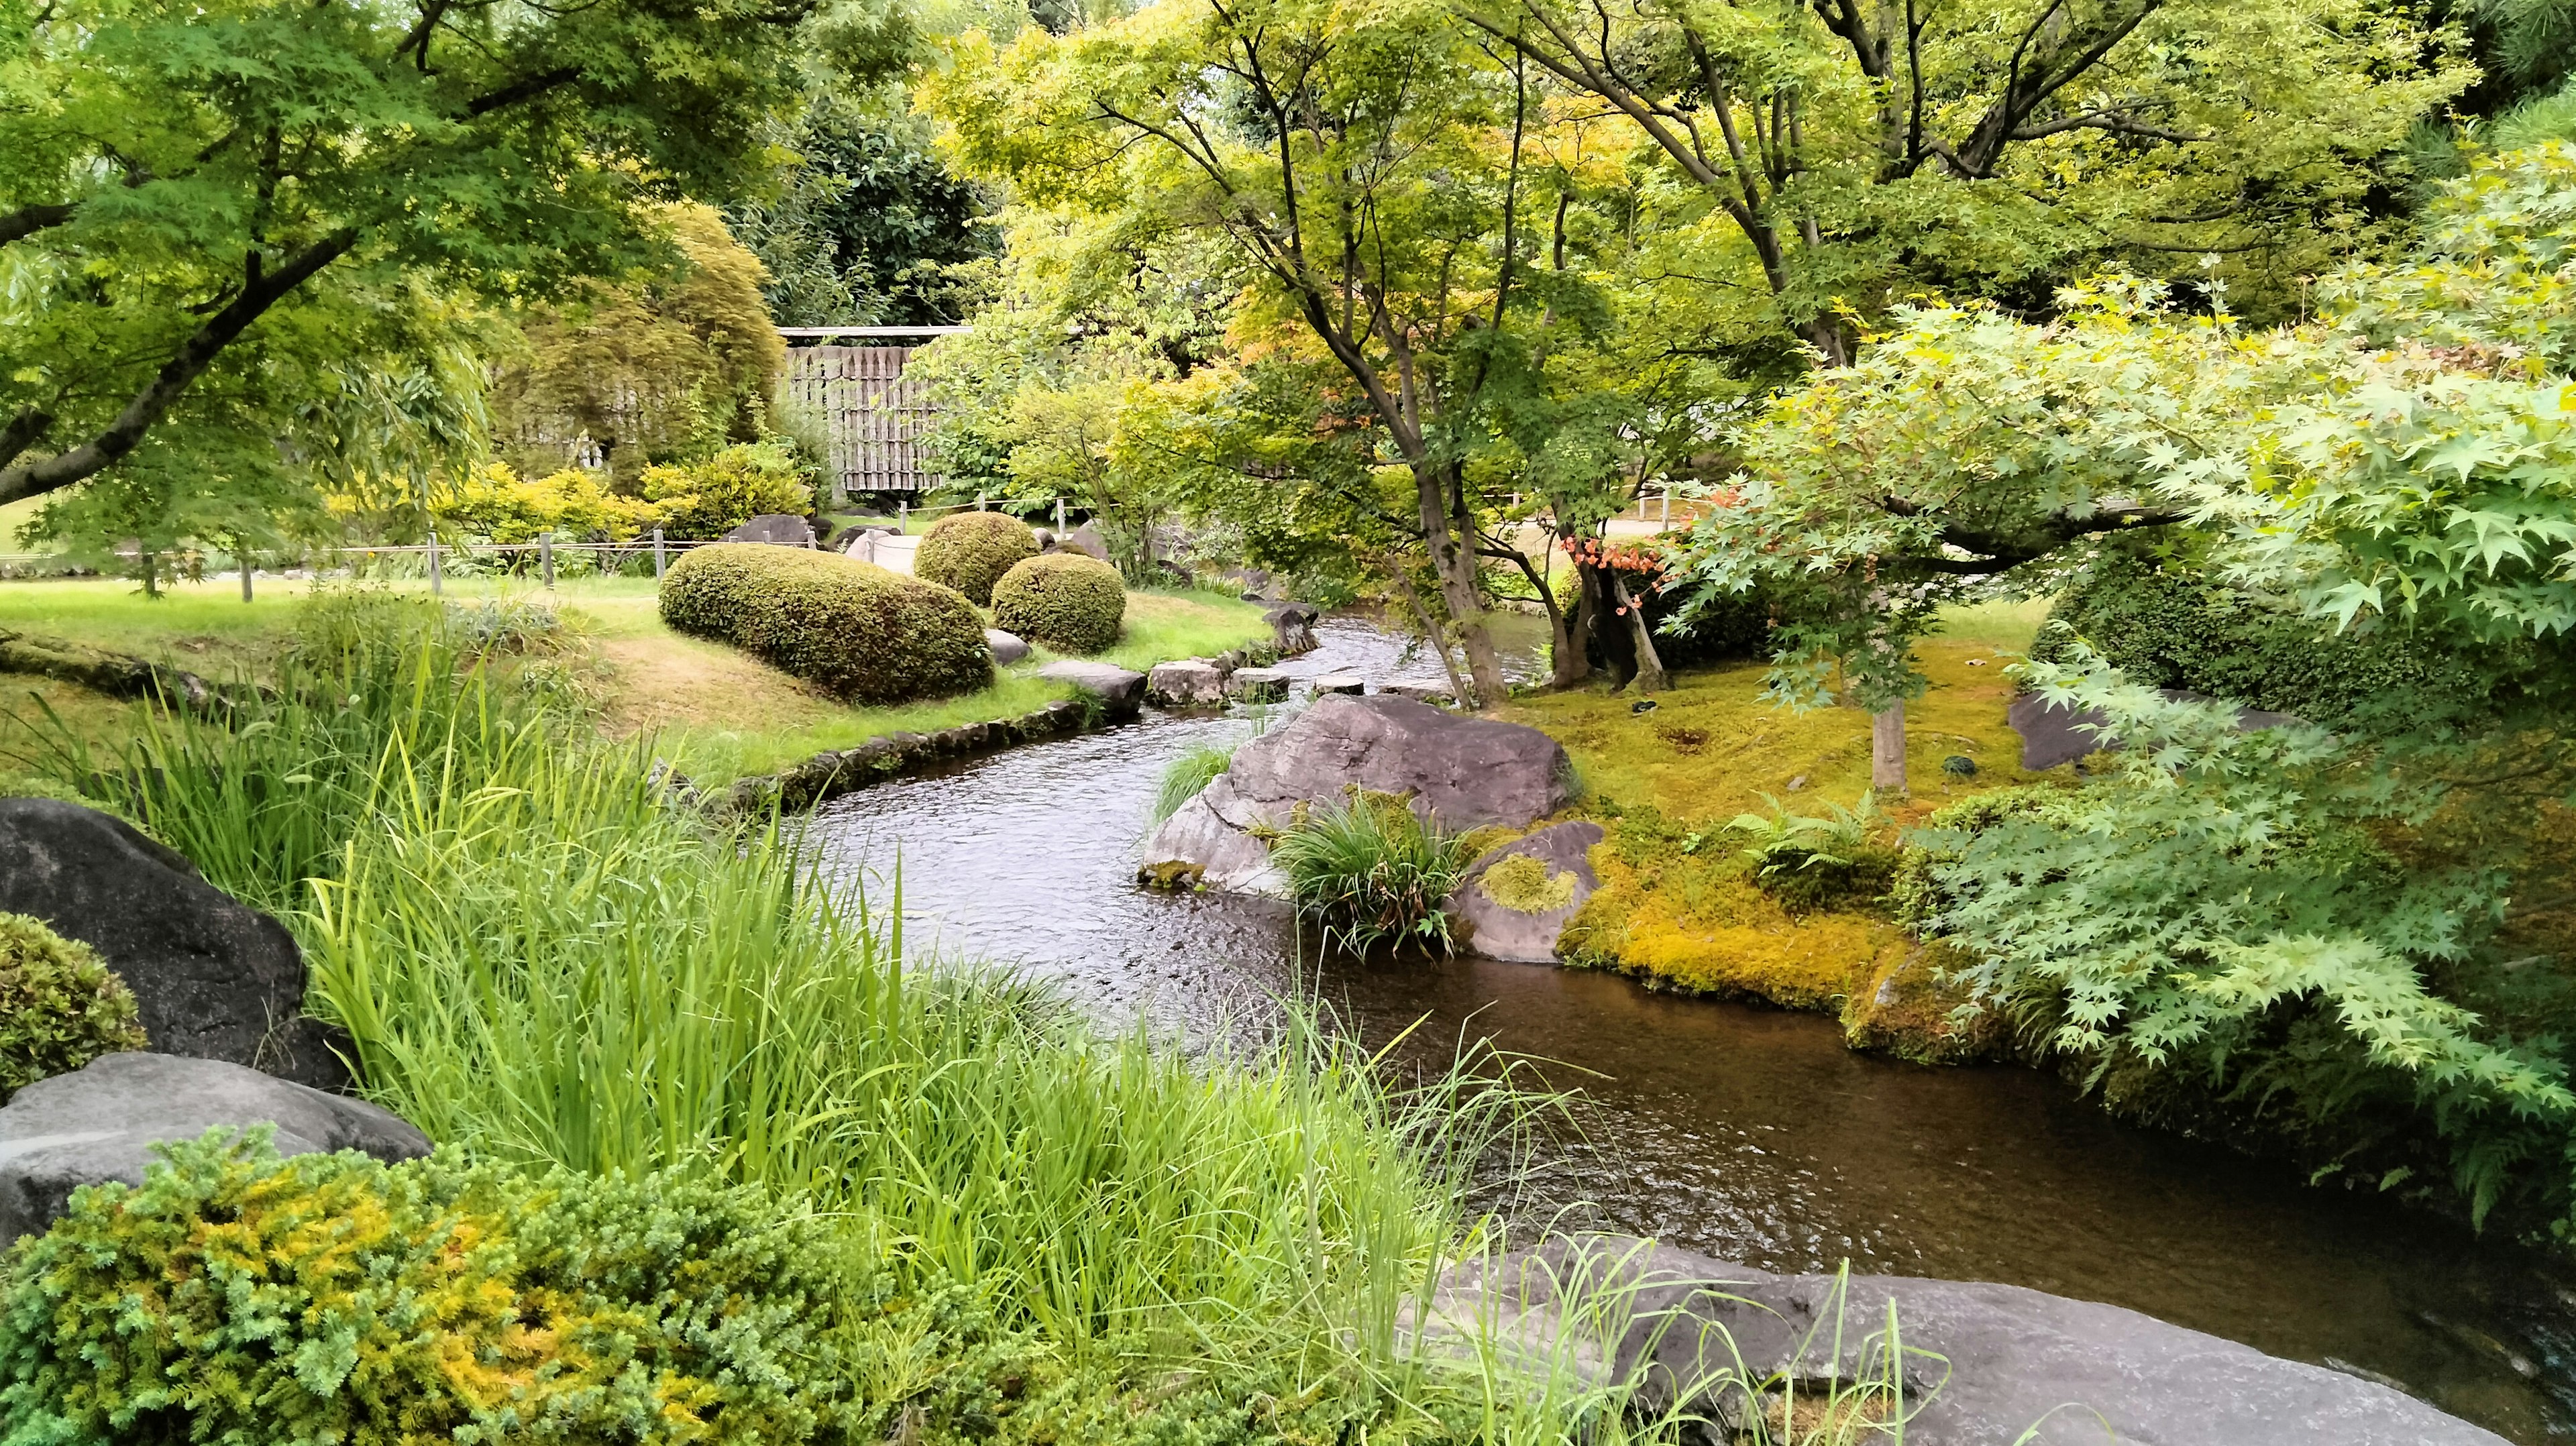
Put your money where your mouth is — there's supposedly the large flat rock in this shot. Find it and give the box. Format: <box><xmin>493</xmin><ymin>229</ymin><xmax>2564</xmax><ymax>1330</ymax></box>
<box><xmin>1036</xmin><ymin>660</ymin><xmax>1146</xmax><ymax>717</ymax></box>
<box><xmin>1449</xmin><ymin>822</ymin><xmax>1603</xmax><ymax>962</ymax></box>
<box><xmin>0</xmin><ymin>798</ymin><xmax>348</xmax><ymax>1090</ymax></box>
<box><xmin>0</xmin><ymin>1053</ymin><xmax>431</xmax><ymax>1241</ymax></box>
<box><xmin>1141</xmin><ymin>695</ymin><xmax>1574</xmax><ymax>895</ymax></box>
<box><xmin>1415</xmin><ymin>1238</ymin><xmax>2505</xmax><ymax>1446</ymax></box>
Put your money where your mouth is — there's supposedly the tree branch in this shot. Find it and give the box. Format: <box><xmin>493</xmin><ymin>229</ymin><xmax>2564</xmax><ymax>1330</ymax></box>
<box><xmin>0</xmin><ymin>230</ymin><xmax>359</xmax><ymax>505</ymax></box>
<box><xmin>0</xmin><ymin>203</ymin><xmax>77</xmax><ymax>248</ymax></box>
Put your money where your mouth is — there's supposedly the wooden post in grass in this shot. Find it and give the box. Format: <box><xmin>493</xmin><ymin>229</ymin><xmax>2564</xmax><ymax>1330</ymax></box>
<box><xmin>1872</xmin><ymin>702</ymin><xmax>1908</xmax><ymax>795</ymax></box>
<box><xmin>427</xmin><ymin>533</ymin><xmax>442</xmax><ymax>596</ymax></box>
<box><xmin>1055</xmin><ymin>496</ymin><xmax>1066</xmax><ymax>533</ymax></box>
<box><xmin>541</xmin><ymin>531</ymin><xmax>555</xmax><ymax>590</ymax></box>
<box><xmin>652</xmin><ymin>527</ymin><xmax>666</xmax><ymax>579</ymax></box>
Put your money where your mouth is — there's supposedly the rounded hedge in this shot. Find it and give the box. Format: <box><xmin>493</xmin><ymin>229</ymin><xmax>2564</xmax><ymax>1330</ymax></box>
<box><xmin>0</xmin><ymin>913</ymin><xmax>146</xmax><ymax>1102</ymax></box>
<box><xmin>914</xmin><ymin>511</ymin><xmax>1040</xmax><ymax>606</ymax></box>
<box><xmin>991</xmin><ymin>553</ymin><xmax>1126</xmax><ymax>654</ymax></box>
<box><xmin>659</xmin><ymin>543</ymin><xmax>992</xmax><ymax>704</ymax></box>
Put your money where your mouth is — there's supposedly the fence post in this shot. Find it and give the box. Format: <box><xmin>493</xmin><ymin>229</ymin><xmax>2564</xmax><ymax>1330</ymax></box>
<box><xmin>1660</xmin><ymin>487</ymin><xmax>1670</xmax><ymax>527</ymax></box>
<box><xmin>653</xmin><ymin>527</ymin><xmax>666</xmax><ymax>580</ymax></box>
<box><xmin>427</xmin><ymin>533</ymin><xmax>442</xmax><ymax>596</ymax></box>
<box><xmin>897</xmin><ymin>502</ymin><xmax>908</xmax><ymax>531</ymax></box>
<box><xmin>1055</xmin><ymin>496</ymin><xmax>1066</xmax><ymax>534</ymax></box>
<box><xmin>541</xmin><ymin>531</ymin><xmax>555</xmax><ymax>590</ymax></box>
<box><xmin>976</xmin><ymin>491</ymin><xmax>987</xmax><ymax>512</ymax></box>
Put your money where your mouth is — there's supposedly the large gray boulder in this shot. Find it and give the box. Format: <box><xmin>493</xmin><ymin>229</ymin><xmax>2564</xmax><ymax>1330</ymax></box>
<box><xmin>1449</xmin><ymin>822</ymin><xmax>1603</xmax><ymax>962</ymax></box>
<box><xmin>0</xmin><ymin>1053</ymin><xmax>431</xmax><ymax>1241</ymax></box>
<box><xmin>1142</xmin><ymin>695</ymin><xmax>1574</xmax><ymax>896</ymax></box>
<box><xmin>0</xmin><ymin>799</ymin><xmax>348</xmax><ymax>1091</ymax></box>
<box><xmin>1037</xmin><ymin>659</ymin><xmax>1146</xmax><ymax>718</ymax></box>
<box><xmin>986</xmin><ymin>628</ymin><xmax>1030</xmax><ymax>666</ymax></box>
<box><xmin>720</xmin><ymin>513</ymin><xmax>817</xmax><ymax>547</ymax></box>
<box><xmin>1413</xmin><ymin>1238</ymin><xmax>2504</xmax><ymax>1446</ymax></box>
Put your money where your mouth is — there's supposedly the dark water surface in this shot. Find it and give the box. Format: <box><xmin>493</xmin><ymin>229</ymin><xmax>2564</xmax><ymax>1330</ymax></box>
<box><xmin>810</xmin><ymin>617</ymin><xmax>2576</xmax><ymax>1443</ymax></box>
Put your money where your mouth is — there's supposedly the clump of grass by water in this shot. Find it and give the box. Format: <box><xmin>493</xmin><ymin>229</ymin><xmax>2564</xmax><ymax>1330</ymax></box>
<box><xmin>1152</xmin><ymin>741</ymin><xmax>1237</xmax><ymax>824</ymax></box>
<box><xmin>1273</xmin><ymin>793</ymin><xmax>1474</xmax><ymax>954</ymax></box>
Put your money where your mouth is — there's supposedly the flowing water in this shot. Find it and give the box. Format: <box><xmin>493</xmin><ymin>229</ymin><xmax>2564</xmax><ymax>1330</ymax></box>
<box><xmin>809</xmin><ymin>615</ymin><xmax>2576</xmax><ymax>1443</ymax></box>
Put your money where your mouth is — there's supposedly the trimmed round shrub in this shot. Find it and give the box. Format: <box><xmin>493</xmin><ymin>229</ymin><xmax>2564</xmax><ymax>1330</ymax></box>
<box><xmin>991</xmin><ymin>553</ymin><xmax>1126</xmax><ymax>654</ymax></box>
<box><xmin>0</xmin><ymin>913</ymin><xmax>146</xmax><ymax>1101</ymax></box>
<box><xmin>914</xmin><ymin>510</ymin><xmax>1040</xmax><ymax>606</ymax></box>
<box><xmin>0</xmin><ymin>1132</ymin><xmax>863</xmax><ymax>1445</ymax></box>
<box><xmin>660</xmin><ymin>543</ymin><xmax>992</xmax><ymax>704</ymax></box>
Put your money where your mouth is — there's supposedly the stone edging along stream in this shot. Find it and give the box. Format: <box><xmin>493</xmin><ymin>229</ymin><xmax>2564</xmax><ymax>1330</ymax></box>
<box><xmin>667</xmin><ymin>640</ymin><xmax>1287</xmax><ymax>821</ymax></box>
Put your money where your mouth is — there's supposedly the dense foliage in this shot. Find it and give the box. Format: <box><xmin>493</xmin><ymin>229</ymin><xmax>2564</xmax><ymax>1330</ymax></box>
<box><xmin>0</xmin><ymin>1134</ymin><xmax>861</xmax><ymax>1446</ymax></box>
<box><xmin>0</xmin><ymin>913</ymin><xmax>144</xmax><ymax>1101</ymax></box>
<box><xmin>915</xmin><ymin>511</ymin><xmax>1041</xmax><ymax>606</ymax></box>
<box><xmin>660</xmin><ymin>545</ymin><xmax>991</xmax><ymax>704</ymax></box>
<box><xmin>989</xmin><ymin>553</ymin><xmax>1125</xmax><ymax>654</ymax></box>
<box><xmin>637</xmin><ymin>443</ymin><xmax>817</xmax><ymax>540</ymax></box>
<box><xmin>1271</xmin><ymin>795</ymin><xmax>1474</xmax><ymax>955</ymax></box>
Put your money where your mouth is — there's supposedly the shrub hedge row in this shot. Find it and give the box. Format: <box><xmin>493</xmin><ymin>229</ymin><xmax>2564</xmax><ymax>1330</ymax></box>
<box><xmin>2033</xmin><ymin>547</ymin><xmax>2491</xmax><ymax>728</ymax></box>
<box><xmin>991</xmin><ymin>553</ymin><xmax>1126</xmax><ymax>654</ymax></box>
<box><xmin>915</xmin><ymin>512</ymin><xmax>1040</xmax><ymax>606</ymax></box>
<box><xmin>659</xmin><ymin>543</ymin><xmax>991</xmax><ymax>704</ymax></box>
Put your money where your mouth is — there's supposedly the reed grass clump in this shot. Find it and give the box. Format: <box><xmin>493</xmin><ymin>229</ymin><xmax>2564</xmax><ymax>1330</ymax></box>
<box><xmin>1151</xmin><ymin>740</ymin><xmax>1236</xmax><ymax>823</ymax></box>
<box><xmin>1273</xmin><ymin>793</ymin><xmax>1473</xmax><ymax>954</ymax></box>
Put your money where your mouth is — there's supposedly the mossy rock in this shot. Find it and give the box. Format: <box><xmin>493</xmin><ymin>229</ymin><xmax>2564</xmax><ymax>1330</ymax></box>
<box><xmin>1136</xmin><ymin>860</ymin><xmax>1205</xmax><ymax>891</ymax></box>
<box><xmin>991</xmin><ymin>553</ymin><xmax>1126</xmax><ymax>655</ymax></box>
<box><xmin>0</xmin><ymin>913</ymin><xmax>146</xmax><ymax>1102</ymax></box>
<box><xmin>659</xmin><ymin>544</ymin><xmax>992</xmax><ymax>704</ymax></box>
<box><xmin>1477</xmin><ymin>853</ymin><xmax>1579</xmax><ymax>914</ymax></box>
<box><xmin>915</xmin><ymin>512</ymin><xmax>1040</xmax><ymax>606</ymax></box>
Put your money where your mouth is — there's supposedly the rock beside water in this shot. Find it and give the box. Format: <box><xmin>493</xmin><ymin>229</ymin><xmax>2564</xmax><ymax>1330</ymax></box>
<box><xmin>1142</xmin><ymin>695</ymin><xmax>1574</xmax><ymax>896</ymax></box>
<box><xmin>0</xmin><ymin>799</ymin><xmax>350</xmax><ymax>1091</ymax></box>
<box><xmin>1146</xmin><ymin>658</ymin><xmax>1228</xmax><ymax>707</ymax></box>
<box><xmin>0</xmin><ymin>1054</ymin><xmax>432</xmax><ymax>1242</ymax></box>
<box><xmin>1036</xmin><ymin>660</ymin><xmax>1147</xmax><ymax>717</ymax></box>
<box><xmin>1449</xmin><ymin>822</ymin><xmax>1603</xmax><ymax>963</ymax></box>
<box><xmin>1413</xmin><ymin>1238</ymin><xmax>2506</xmax><ymax>1446</ymax></box>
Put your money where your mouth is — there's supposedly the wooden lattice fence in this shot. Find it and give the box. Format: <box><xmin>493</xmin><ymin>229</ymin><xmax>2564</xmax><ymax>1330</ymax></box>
<box><xmin>783</xmin><ymin>343</ymin><xmax>943</xmax><ymax>499</ymax></box>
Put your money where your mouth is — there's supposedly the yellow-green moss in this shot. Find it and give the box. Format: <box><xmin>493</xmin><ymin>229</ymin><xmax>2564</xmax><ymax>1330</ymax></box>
<box><xmin>1478</xmin><ymin>854</ymin><xmax>1578</xmax><ymax>914</ymax></box>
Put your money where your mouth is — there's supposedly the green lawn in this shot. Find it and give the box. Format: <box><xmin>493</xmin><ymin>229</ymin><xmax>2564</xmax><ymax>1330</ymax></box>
<box><xmin>0</xmin><ymin>573</ymin><xmax>1274</xmax><ymax>784</ymax></box>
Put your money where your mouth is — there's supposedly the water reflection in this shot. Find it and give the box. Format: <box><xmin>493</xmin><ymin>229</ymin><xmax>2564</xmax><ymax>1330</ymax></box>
<box><xmin>809</xmin><ymin>615</ymin><xmax>2572</xmax><ymax>1443</ymax></box>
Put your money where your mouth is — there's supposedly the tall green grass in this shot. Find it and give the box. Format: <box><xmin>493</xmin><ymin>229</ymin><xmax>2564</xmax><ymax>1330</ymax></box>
<box><xmin>1152</xmin><ymin>740</ymin><xmax>1238</xmax><ymax>824</ymax></box>
<box><xmin>1273</xmin><ymin>794</ymin><xmax>1476</xmax><ymax>954</ymax></box>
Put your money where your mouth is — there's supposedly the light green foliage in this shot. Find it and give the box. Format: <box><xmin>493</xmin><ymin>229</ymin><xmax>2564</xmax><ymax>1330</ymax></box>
<box><xmin>989</xmin><ymin>553</ymin><xmax>1125</xmax><ymax>654</ymax></box>
<box><xmin>0</xmin><ymin>1133</ymin><xmax>863</xmax><ymax>1446</ymax></box>
<box><xmin>659</xmin><ymin>545</ymin><xmax>993</xmax><ymax>704</ymax></box>
<box><xmin>490</xmin><ymin>206</ymin><xmax>791</xmax><ymax>486</ymax></box>
<box><xmin>1150</xmin><ymin>741</ymin><xmax>1236</xmax><ymax>824</ymax></box>
<box><xmin>1272</xmin><ymin>794</ymin><xmax>1474</xmax><ymax>955</ymax></box>
<box><xmin>639</xmin><ymin>442</ymin><xmax>816</xmax><ymax>540</ymax></box>
<box><xmin>1923</xmin><ymin>661</ymin><xmax>2574</xmax><ymax>1220</ymax></box>
<box><xmin>0</xmin><ymin>914</ymin><xmax>145</xmax><ymax>1101</ymax></box>
<box><xmin>1723</xmin><ymin>794</ymin><xmax>1894</xmax><ymax>915</ymax></box>
<box><xmin>433</xmin><ymin>463</ymin><xmax>664</xmax><ymax>545</ymax></box>
<box><xmin>0</xmin><ymin>0</ymin><xmax>826</xmax><ymax>514</ymax></box>
<box><xmin>914</xmin><ymin>510</ymin><xmax>1040</xmax><ymax>605</ymax></box>
<box><xmin>2322</xmin><ymin>143</ymin><xmax>2576</xmax><ymax>372</ymax></box>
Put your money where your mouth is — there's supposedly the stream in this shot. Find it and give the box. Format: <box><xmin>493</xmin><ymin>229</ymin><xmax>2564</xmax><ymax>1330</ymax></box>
<box><xmin>809</xmin><ymin>615</ymin><xmax>2576</xmax><ymax>1443</ymax></box>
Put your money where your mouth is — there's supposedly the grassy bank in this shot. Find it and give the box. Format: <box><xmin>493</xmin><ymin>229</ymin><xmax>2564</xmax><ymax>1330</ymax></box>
<box><xmin>0</xmin><ymin>574</ymin><xmax>1273</xmax><ymax>784</ymax></box>
<box><xmin>1500</xmin><ymin>602</ymin><xmax>2052</xmax><ymax>1060</ymax></box>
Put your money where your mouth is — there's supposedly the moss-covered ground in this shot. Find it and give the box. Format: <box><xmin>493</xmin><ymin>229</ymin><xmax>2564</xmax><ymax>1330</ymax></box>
<box><xmin>1498</xmin><ymin>600</ymin><xmax>2056</xmax><ymax>1060</ymax></box>
<box><xmin>0</xmin><ymin>574</ymin><xmax>1271</xmax><ymax>784</ymax></box>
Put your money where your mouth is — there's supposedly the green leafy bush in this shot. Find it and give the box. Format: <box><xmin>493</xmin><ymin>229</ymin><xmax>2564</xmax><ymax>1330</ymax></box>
<box><xmin>1723</xmin><ymin>792</ymin><xmax>1895</xmax><ymax>915</ymax></box>
<box><xmin>990</xmin><ymin>552</ymin><xmax>1126</xmax><ymax>653</ymax></box>
<box><xmin>660</xmin><ymin>543</ymin><xmax>993</xmax><ymax>704</ymax></box>
<box><xmin>640</xmin><ymin>441</ymin><xmax>814</xmax><ymax>539</ymax></box>
<box><xmin>0</xmin><ymin>1131</ymin><xmax>861</xmax><ymax>1446</ymax></box>
<box><xmin>2033</xmin><ymin>547</ymin><xmax>2491</xmax><ymax>729</ymax></box>
<box><xmin>0</xmin><ymin>914</ymin><xmax>146</xmax><ymax>1101</ymax></box>
<box><xmin>915</xmin><ymin>510</ymin><xmax>1040</xmax><ymax>606</ymax></box>
<box><xmin>1271</xmin><ymin>793</ymin><xmax>1472</xmax><ymax>954</ymax></box>
<box><xmin>1890</xmin><ymin>785</ymin><xmax>2086</xmax><ymax>930</ymax></box>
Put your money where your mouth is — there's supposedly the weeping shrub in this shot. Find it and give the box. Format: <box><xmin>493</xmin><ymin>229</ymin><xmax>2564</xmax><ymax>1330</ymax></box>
<box><xmin>991</xmin><ymin>553</ymin><xmax>1125</xmax><ymax>654</ymax></box>
<box><xmin>916</xmin><ymin>511</ymin><xmax>1040</xmax><ymax>606</ymax></box>
<box><xmin>659</xmin><ymin>543</ymin><xmax>991</xmax><ymax>704</ymax></box>
<box><xmin>1271</xmin><ymin>793</ymin><xmax>1472</xmax><ymax>955</ymax></box>
<box><xmin>0</xmin><ymin>914</ymin><xmax>146</xmax><ymax>1101</ymax></box>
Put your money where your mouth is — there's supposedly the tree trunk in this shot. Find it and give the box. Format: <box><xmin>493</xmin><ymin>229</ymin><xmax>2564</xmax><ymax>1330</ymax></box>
<box><xmin>1414</xmin><ymin>463</ymin><xmax>1506</xmax><ymax>708</ymax></box>
<box><xmin>1609</xmin><ymin>571</ymin><xmax>1668</xmax><ymax>693</ymax></box>
<box><xmin>1872</xmin><ymin>701</ymin><xmax>1909</xmax><ymax>795</ymax></box>
<box><xmin>1576</xmin><ymin>562</ymin><xmax>1629</xmax><ymax>687</ymax></box>
<box><xmin>1387</xmin><ymin>563</ymin><xmax>1476</xmax><ymax>709</ymax></box>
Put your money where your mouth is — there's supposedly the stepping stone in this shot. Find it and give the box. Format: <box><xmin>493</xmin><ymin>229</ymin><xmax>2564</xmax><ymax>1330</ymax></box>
<box><xmin>1147</xmin><ymin>658</ymin><xmax>1227</xmax><ymax>707</ymax></box>
<box><xmin>1309</xmin><ymin>674</ymin><xmax>1365</xmax><ymax>696</ymax></box>
<box><xmin>1225</xmin><ymin>667</ymin><xmax>1289</xmax><ymax>703</ymax></box>
<box><xmin>1036</xmin><ymin>660</ymin><xmax>1146</xmax><ymax>717</ymax></box>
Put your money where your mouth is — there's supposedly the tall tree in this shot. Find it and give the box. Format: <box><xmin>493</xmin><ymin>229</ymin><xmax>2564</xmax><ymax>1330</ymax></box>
<box><xmin>1459</xmin><ymin>0</ymin><xmax>2469</xmax><ymax>366</ymax></box>
<box><xmin>932</xmin><ymin>0</ymin><xmax>1540</xmax><ymax>706</ymax></box>
<box><xmin>0</xmin><ymin>0</ymin><xmax>848</xmax><ymax>508</ymax></box>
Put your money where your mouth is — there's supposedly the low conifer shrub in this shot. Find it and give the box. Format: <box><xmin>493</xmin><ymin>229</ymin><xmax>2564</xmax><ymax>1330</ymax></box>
<box><xmin>991</xmin><ymin>553</ymin><xmax>1126</xmax><ymax>654</ymax></box>
<box><xmin>916</xmin><ymin>511</ymin><xmax>1040</xmax><ymax>606</ymax></box>
<box><xmin>0</xmin><ymin>1132</ymin><xmax>861</xmax><ymax>1446</ymax></box>
<box><xmin>660</xmin><ymin>543</ymin><xmax>992</xmax><ymax>704</ymax></box>
<box><xmin>0</xmin><ymin>913</ymin><xmax>146</xmax><ymax>1101</ymax></box>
